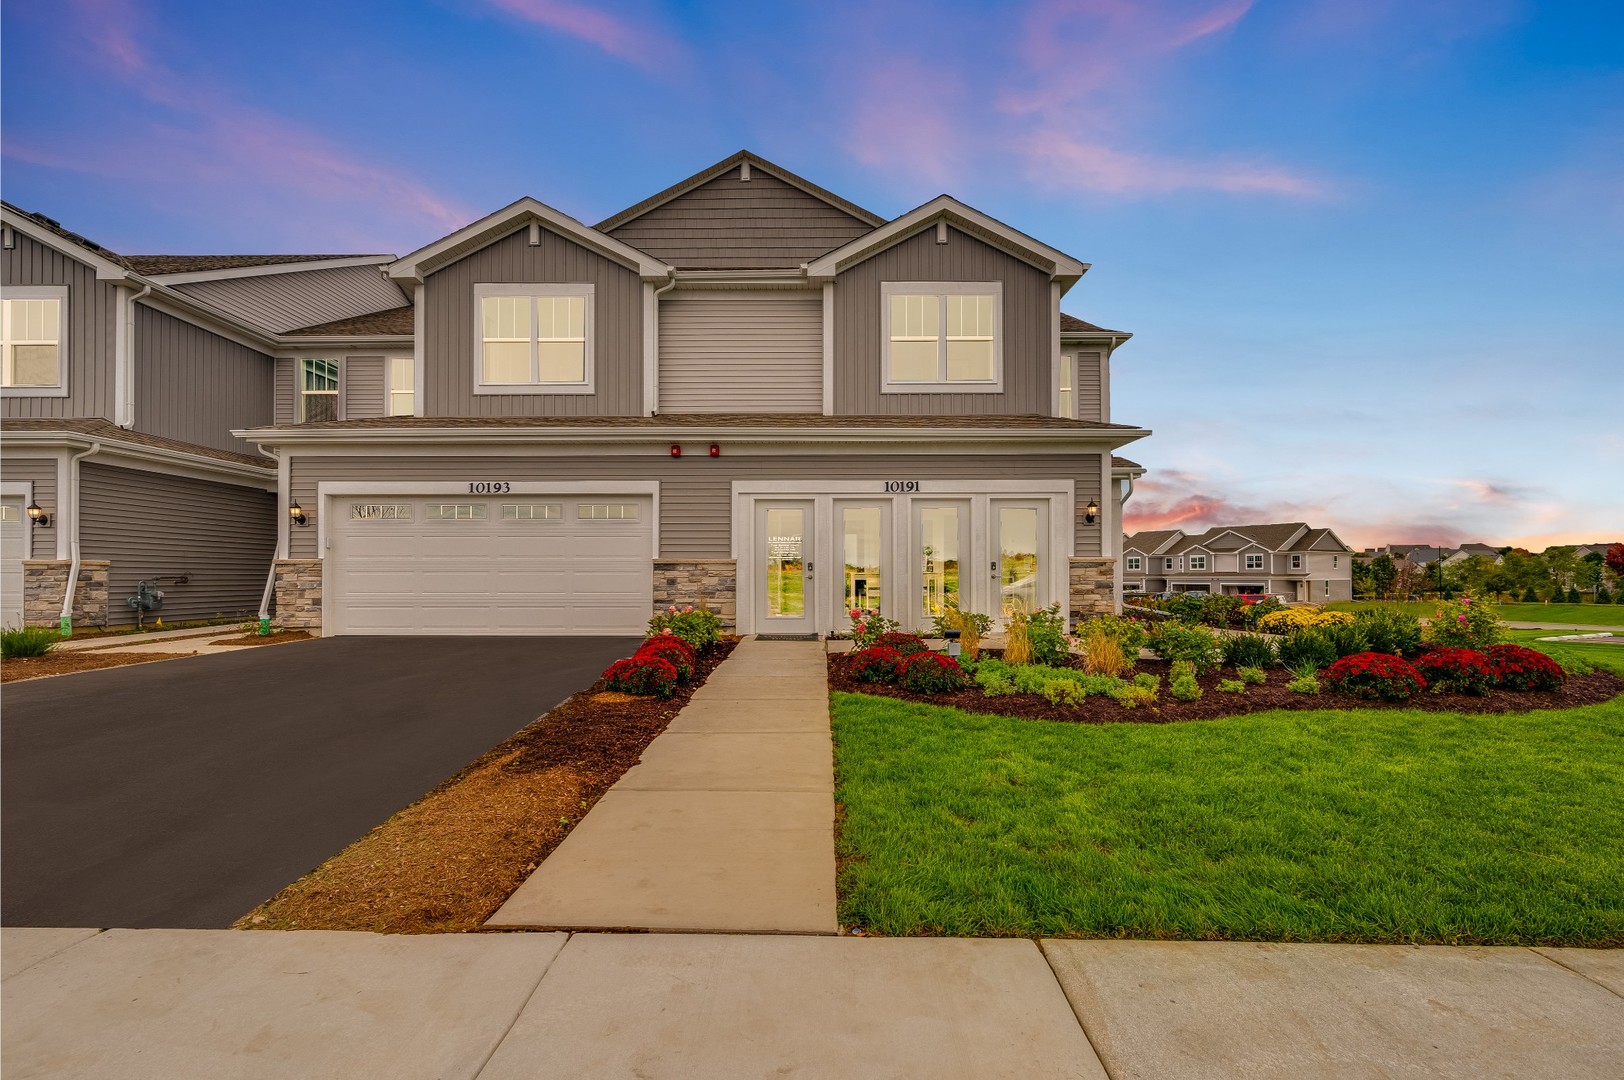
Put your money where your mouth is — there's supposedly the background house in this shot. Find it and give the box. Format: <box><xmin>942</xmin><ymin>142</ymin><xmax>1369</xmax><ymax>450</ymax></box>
<box><xmin>1123</xmin><ymin>522</ymin><xmax>1355</xmax><ymax>603</ymax></box>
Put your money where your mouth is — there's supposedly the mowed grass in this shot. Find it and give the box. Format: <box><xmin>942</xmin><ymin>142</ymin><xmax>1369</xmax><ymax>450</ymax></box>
<box><xmin>832</xmin><ymin>691</ymin><xmax>1624</xmax><ymax>944</ymax></box>
<box><xmin>1329</xmin><ymin>600</ymin><xmax>1624</xmax><ymax>626</ymax></box>
<box><xmin>1506</xmin><ymin>628</ymin><xmax>1624</xmax><ymax>677</ymax></box>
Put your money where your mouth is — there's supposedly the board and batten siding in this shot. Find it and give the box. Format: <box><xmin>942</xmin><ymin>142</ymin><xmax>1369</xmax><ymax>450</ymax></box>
<box><xmin>606</xmin><ymin>169</ymin><xmax>874</xmax><ymax>269</ymax></box>
<box><xmin>658</xmin><ymin>291</ymin><xmax>822</xmax><ymax>413</ymax></box>
<box><xmin>831</xmin><ymin>225</ymin><xmax>1053</xmax><ymax>415</ymax></box>
<box><xmin>3</xmin><ymin>456</ymin><xmax>59</xmax><ymax>558</ymax></box>
<box><xmin>133</xmin><ymin>306</ymin><xmax>274</xmax><ymax>454</ymax></box>
<box><xmin>1</xmin><ymin>232</ymin><xmax>119</xmax><ymax>421</ymax></box>
<box><xmin>286</xmin><ymin>452</ymin><xmax>1104</xmax><ymax>561</ymax></box>
<box><xmin>422</xmin><ymin>228</ymin><xmax>642</xmax><ymax>418</ymax></box>
<box><xmin>172</xmin><ymin>264</ymin><xmax>407</xmax><ymax>334</ymax></box>
<box><xmin>78</xmin><ymin>462</ymin><xmax>276</xmax><ymax>626</ymax></box>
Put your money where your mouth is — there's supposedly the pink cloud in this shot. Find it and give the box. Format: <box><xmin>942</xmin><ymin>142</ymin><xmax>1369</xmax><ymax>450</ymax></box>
<box><xmin>483</xmin><ymin>0</ymin><xmax>684</xmax><ymax>75</ymax></box>
<box><xmin>1023</xmin><ymin>133</ymin><xmax>1327</xmax><ymax>198</ymax></box>
<box><xmin>845</xmin><ymin>61</ymin><xmax>969</xmax><ymax>188</ymax></box>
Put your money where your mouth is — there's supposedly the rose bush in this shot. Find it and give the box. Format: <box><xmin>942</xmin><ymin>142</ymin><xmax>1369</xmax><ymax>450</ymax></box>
<box><xmin>898</xmin><ymin>652</ymin><xmax>969</xmax><ymax>693</ymax></box>
<box><xmin>636</xmin><ymin>635</ymin><xmax>696</xmax><ymax>681</ymax></box>
<box><xmin>1425</xmin><ymin>591</ymin><xmax>1501</xmax><ymax>650</ymax></box>
<box><xmin>846</xmin><ymin>646</ymin><xmax>904</xmax><ymax>683</ymax></box>
<box><xmin>601</xmin><ymin>654</ymin><xmax>680</xmax><ymax>697</ymax></box>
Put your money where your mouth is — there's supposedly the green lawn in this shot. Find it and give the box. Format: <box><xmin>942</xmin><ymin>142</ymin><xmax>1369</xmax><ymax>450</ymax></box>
<box><xmin>1506</xmin><ymin>628</ymin><xmax>1624</xmax><ymax>677</ymax></box>
<box><xmin>832</xmin><ymin>691</ymin><xmax>1624</xmax><ymax>944</ymax></box>
<box><xmin>1329</xmin><ymin>600</ymin><xmax>1624</xmax><ymax>627</ymax></box>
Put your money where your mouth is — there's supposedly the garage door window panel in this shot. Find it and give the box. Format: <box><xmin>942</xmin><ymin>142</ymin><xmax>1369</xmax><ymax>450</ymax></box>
<box><xmin>579</xmin><ymin>503</ymin><xmax>638</xmax><ymax>520</ymax></box>
<box><xmin>351</xmin><ymin>503</ymin><xmax>412</xmax><ymax>520</ymax></box>
<box><xmin>476</xmin><ymin>285</ymin><xmax>593</xmax><ymax>394</ymax></box>
<box><xmin>427</xmin><ymin>503</ymin><xmax>487</xmax><ymax>520</ymax></box>
<box><xmin>503</xmin><ymin>504</ymin><xmax>562</xmax><ymax>521</ymax></box>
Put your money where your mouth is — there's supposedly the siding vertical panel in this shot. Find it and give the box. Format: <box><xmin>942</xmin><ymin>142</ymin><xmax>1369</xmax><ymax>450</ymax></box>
<box><xmin>1</xmin><ymin>233</ymin><xmax>118</xmax><ymax>421</ymax></box>
<box><xmin>274</xmin><ymin>357</ymin><xmax>296</xmax><ymax>423</ymax></box>
<box><xmin>658</xmin><ymin>292</ymin><xmax>822</xmax><ymax>412</ymax></box>
<box><xmin>831</xmin><ymin>226</ymin><xmax>1051</xmax><ymax>415</ymax></box>
<box><xmin>133</xmin><ymin>306</ymin><xmax>274</xmax><ymax>453</ymax></box>
<box><xmin>1075</xmin><ymin>350</ymin><xmax>1103</xmax><ymax>422</ymax></box>
<box><xmin>79</xmin><ymin>462</ymin><xmax>276</xmax><ymax>625</ymax></box>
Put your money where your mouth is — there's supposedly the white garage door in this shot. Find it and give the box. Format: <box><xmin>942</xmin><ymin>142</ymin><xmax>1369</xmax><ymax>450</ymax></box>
<box><xmin>326</xmin><ymin>495</ymin><xmax>654</xmax><ymax>635</ymax></box>
<box><xmin>1</xmin><ymin>499</ymin><xmax>25</xmax><ymax>628</ymax></box>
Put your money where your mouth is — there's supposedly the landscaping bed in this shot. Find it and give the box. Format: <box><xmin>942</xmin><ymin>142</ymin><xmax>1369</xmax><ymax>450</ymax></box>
<box><xmin>236</xmin><ymin>637</ymin><xmax>737</xmax><ymax>934</ymax></box>
<box><xmin>828</xmin><ymin>653</ymin><xmax>1622</xmax><ymax>723</ymax></box>
<box><xmin>1</xmin><ymin>650</ymin><xmax>197</xmax><ymax>683</ymax></box>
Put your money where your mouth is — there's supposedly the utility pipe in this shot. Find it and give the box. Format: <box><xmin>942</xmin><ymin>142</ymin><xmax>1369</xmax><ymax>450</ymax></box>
<box><xmin>58</xmin><ymin>441</ymin><xmax>102</xmax><ymax>630</ymax></box>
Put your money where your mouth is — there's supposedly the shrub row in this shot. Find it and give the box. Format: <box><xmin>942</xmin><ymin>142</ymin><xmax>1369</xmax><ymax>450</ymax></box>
<box><xmin>601</xmin><ymin>621</ymin><xmax>716</xmax><ymax>698</ymax></box>
<box><xmin>1322</xmin><ymin>644</ymin><xmax>1564</xmax><ymax>700</ymax></box>
<box><xmin>846</xmin><ymin>643</ymin><xmax>968</xmax><ymax>692</ymax></box>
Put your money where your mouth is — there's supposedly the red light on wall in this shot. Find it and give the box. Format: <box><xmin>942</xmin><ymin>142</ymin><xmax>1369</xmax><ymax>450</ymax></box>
<box><xmin>709</xmin><ymin>443</ymin><xmax>720</xmax><ymax>458</ymax></box>
<box><xmin>670</xmin><ymin>444</ymin><xmax>682</xmax><ymax>458</ymax></box>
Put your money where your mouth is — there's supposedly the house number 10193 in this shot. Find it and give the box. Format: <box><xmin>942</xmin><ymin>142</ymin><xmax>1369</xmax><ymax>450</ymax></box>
<box><xmin>883</xmin><ymin>481</ymin><xmax>920</xmax><ymax>493</ymax></box>
<box><xmin>468</xmin><ymin>482</ymin><xmax>511</xmax><ymax>494</ymax></box>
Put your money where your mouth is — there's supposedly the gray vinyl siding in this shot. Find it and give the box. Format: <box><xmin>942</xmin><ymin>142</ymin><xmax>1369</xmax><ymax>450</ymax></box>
<box><xmin>658</xmin><ymin>291</ymin><xmax>821</xmax><ymax>413</ymax></box>
<box><xmin>1</xmin><ymin>232</ymin><xmax>119</xmax><ymax>421</ymax></box>
<box><xmin>287</xmin><ymin>451</ymin><xmax>1103</xmax><ymax>561</ymax></box>
<box><xmin>1074</xmin><ymin>350</ymin><xmax>1103</xmax><ymax>422</ymax></box>
<box><xmin>79</xmin><ymin>462</ymin><xmax>276</xmax><ymax>626</ymax></box>
<box><xmin>832</xmin><ymin>226</ymin><xmax>1052</xmax><ymax>415</ymax></box>
<box><xmin>606</xmin><ymin>169</ymin><xmax>874</xmax><ymax>269</ymax></box>
<box><xmin>422</xmin><ymin>228</ymin><xmax>642</xmax><ymax>417</ymax></box>
<box><xmin>274</xmin><ymin>357</ymin><xmax>296</xmax><ymax>423</ymax></box>
<box><xmin>133</xmin><ymin>306</ymin><xmax>274</xmax><ymax>454</ymax></box>
<box><xmin>3</xmin><ymin>455</ymin><xmax>59</xmax><ymax>558</ymax></box>
<box><xmin>172</xmin><ymin>264</ymin><xmax>407</xmax><ymax>333</ymax></box>
<box><xmin>342</xmin><ymin>355</ymin><xmax>386</xmax><ymax>419</ymax></box>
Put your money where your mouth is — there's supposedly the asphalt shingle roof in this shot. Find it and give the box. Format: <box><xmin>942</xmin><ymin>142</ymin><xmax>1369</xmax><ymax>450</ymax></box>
<box><xmin>1</xmin><ymin>418</ymin><xmax>273</xmax><ymax>470</ymax></box>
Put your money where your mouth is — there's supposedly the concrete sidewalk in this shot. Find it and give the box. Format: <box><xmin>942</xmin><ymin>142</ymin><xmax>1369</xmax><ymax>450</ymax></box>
<box><xmin>486</xmin><ymin>638</ymin><xmax>837</xmax><ymax>934</ymax></box>
<box><xmin>5</xmin><ymin>928</ymin><xmax>1621</xmax><ymax>1079</ymax></box>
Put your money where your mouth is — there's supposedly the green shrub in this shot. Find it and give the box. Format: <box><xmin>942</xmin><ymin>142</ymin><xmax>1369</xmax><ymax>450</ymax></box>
<box><xmin>1169</xmin><ymin>673</ymin><xmax>1202</xmax><ymax>701</ymax></box>
<box><xmin>1286</xmin><ymin>661</ymin><xmax>1320</xmax><ymax>681</ymax></box>
<box><xmin>1521</xmin><ymin>586</ymin><xmax>1538</xmax><ymax>603</ymax></box>
<box><xmin>1221</xmin><ymin>633</ymin><xmax>1278</xmax><ymax>669</ymax></box>
<box><xmin>973</xmin><ymin>658</ymin><xmax>1126</xmax><ymax>699</ymax></box>
<box><xmin>1237</xmin><ymin>665</ymin><xmax>1267</xmax><ymax>686</ymax></box>
<box><xmin>1</xmin><ymin>626</ymin><xmax>58</xmax><ymax>659</ymax></box>
<box><xmin>1597</xmin><ymin>585</ymin><xmax>1613</xmax><ymax>604</ymax></box>
<box><xmin>647</xmin><ymin>605</ymin><xmax>724</xmax><ymax>651</ymax></box>
<box><xmin>1354</xmin><ymin>607</ymin><xmax>1423</xmax><ymax>656</ymax></box>
<box><xmin>1286</xmin><ymin>674</ymin><xmax>1321</xmax><ymax>694</ymax></box>
<box><xmin>1426</xmin><ymin>592</ymin><xmax>1501</xmax><ymax>650</ymax></box>
<box><xmin>1567</xmin><ymin>587</ymin><xmax>1583</xmax><ymax>604</ymax></box>
<box><xmin>1146</xmin><ymin>622</ymin><xmax>1222</xmax><ymax>672</ymax></box>
<box><xmin>1277</xmin><ymin>629</ymin><xmax>1339</xmax><ymax>671</ymax></box>
<box><xmin>1132</xmin><ymin>671</ymin><xmax>1160</xmax><ymax>691</ymax></box>
<box><xmin>976</xmin><ymin>667</ymin><xmax>1016</xmax><ymax>697</ymax></box>
<box><xmin>1026</xmin><ymin>603</ymin><xmax>1070</xmax><ymax>666</ymax></box>
<box><xmin>1041</xmin><ymin>679</ymin><xmax>1089</xmax><ymax>707</ymax></box>
<box><xmin>1111</xmin><ymin>684</ymin><xmax>1159</xmax><ymax>708</ymax></box>
<box><xmin>1240</xmin><ymin>596</ymin><xmax>1285</xmax><ymax>626</ymax></box>
<box><xmin>1216</xmin><ymin>678</ymin><xmax>1247</xmax><ymax>694</ymax></box>
<box><xmin>1196</xmin><ymin>594</ymin><xmax>1243</xmax><ymax>628</ymax></box>
<box><xmin>1320</xmin><ymin>621</ymin><xmax>1371</xmax><ymax>659</ymax></box>
<box><xmin>1169</xmin><ymin>659</ymin><xmax>1196</xmax><ymax>681</ymax></box>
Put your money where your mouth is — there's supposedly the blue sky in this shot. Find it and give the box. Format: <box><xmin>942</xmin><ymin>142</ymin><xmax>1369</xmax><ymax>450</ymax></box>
<box><xmin>4</xmin><ymin>0</ymin><xmax>1620</xmax><ymax>547</ymax></box>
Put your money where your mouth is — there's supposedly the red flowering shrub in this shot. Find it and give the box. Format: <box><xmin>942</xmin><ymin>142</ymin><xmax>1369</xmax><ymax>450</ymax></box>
<box><xmin>637</xmin><ymin>635</ymin><xmax>697</xmax><ymax>681</ymax></box>
<box><xmin>898</xmin><ymin>652</ymin><xmax>969</xmax><ymax>693</ymax></box>
<box><xmin>1414</xmin><ymin>647</ymin><xmax>1496</xmax><ymax>695</ymax></box>
<box><xmin>1322</xmin><ymin>652</ymin><xmax>1427</xmax><ymax>700</ymax></box>
<box><xmin>1482</xmin><ymin>644</ymin><xmax>1565</xmax><ymax>691</ymax></box>
<box><xmin>874</xmin><ymin>631</ymin><xmax>929</xmax><ymax>656</ymax></box>
<box><xmin>846</xmin><ymin>646</ymin><xmax>904</xmax><ymax>683</ymax></box>
<box><xmin>601</xmin><ymin>655</ymin><xmax>680</xmax><ymax>697</ymax></box>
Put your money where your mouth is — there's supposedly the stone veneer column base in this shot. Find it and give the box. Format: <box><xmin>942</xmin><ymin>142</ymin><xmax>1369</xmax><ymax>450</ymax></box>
<box><xmin>1069</xmin><ymin>557</ymin><xmax>1118</xmax><ymax>624</ymax></box>
<box><xmin>23</xmin><ymin>560</ymin><xmax>110</xmax><ymax>629</ymax></box>
<box><xmin>273</xmin><ymin>559</ymin><xmax>323</xmax><ymax>630</ymax></box>
<box><xmin>653</xmin><ymin>560</ymin><xmax>737</xmax><ymax>631</ymax></box>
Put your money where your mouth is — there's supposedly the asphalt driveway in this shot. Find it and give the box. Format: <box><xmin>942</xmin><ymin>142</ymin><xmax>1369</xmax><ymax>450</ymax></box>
<box><xmin>1</xmin><ymin>636</ymin><xmax>641</xmax><ymax>929</ymax></box>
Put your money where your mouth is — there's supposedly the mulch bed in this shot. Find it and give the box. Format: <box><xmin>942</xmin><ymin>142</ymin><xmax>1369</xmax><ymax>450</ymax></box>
<box><xmin>1</xmin><ymin>650</ymin><xmax>197</xmax><ymax>683</ymax></box>
<box><xmin>829</xmin><ymin>654</ymin><xmax>1624</xmax><ymax>725</ymax></box>
<box><xmin>236</xmin><ymin>637</ymin><xmax>739</xmax><ymax>934</ymax></box>
<box><xmin>208</xmin><ymin>630</ymin><xmax>315</xmax><ymax>646</ymax></box>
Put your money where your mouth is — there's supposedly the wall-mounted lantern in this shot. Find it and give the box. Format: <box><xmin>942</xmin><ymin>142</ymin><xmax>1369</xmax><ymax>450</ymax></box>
<box><xmin>1084</xmin><ymin>499</ymin><xmax>1100</xmax><ymax>525</ymax></box>
<box><xmin>289</xmin><ymin>499</ymin><xmax>309</xmax><ymax>527</ymax></box>
<box><xmin>26</xmin><ymin>500</ymin><xmax>50</xmax><ymax>527</ymax></box>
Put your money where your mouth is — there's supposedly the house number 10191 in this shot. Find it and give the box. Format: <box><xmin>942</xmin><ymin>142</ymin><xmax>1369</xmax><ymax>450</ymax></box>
<box><xmin>883</xmin><ymin>481</ymin><xmax>920</xmax><ymax>493</ymax></box>
<box><xmin>468</xmin><ymin>482</ymin><xmax>512</xmax><ymax>494</ymax></box>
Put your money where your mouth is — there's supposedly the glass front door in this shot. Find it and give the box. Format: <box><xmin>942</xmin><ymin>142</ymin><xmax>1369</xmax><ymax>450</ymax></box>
<box><xmin>756</xmin><ymin>500</ymin><xmax>816</xmax><ymax>634</ymax></box>
<box><xmin>915</xmin><ymin>502</ymin><xmax>967</xmax><ymax>629</ymax></box>
<box><xmin>994</xmin><ymin>502</ymin><xmax>1047</xmax><ymax>620</ymax></box>
<box><xmin>840</xmin><ymin>504</ymin><xmax>886</xmax><ymax>619</ymax></box>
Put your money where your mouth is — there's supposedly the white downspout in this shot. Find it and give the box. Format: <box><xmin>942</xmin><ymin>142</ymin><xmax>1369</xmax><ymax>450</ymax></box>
<box><xmin>116</xmin><ymin>284</ymin><xmax>152</xmax><ymax>428</ymax></box>
<box><xmin>59</xmin><ymin>441</ymin><xmax>102</xmax><ymax>628</ymax></box>
<box><xmin>648</xmin><ymin>271</ymin><xmax>677</xmax><ymax>416</ymax></box>
<box><xmin>256</xmin><ymin>444</ymin><xmax>283</xmax><ymax>623</ymax></box>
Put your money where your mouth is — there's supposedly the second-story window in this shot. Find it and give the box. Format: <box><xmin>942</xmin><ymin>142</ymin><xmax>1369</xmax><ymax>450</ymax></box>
<box><xmin>1</xmin><ymin>288</ymin><xmax>67</xmax><ymax>393</ymax></box>
<box><xmin>1059</xmin><ymin>352</ymin><xmax>1074</xmax><ymax>418</ymax></box>
<box><xmin>1189</xmin><ymin>555</ymin><xmax>1207</xmax><ymax>571</ymax></box>
<box><xmin>300</xmin><ymin>358</ymin><xmax>339</xmax><ymax>421</ymax></box>
<box><xmin>1126</xmin><ymin>555</ymin><xmax>1141</xmax><ymax>571</ymax></box>
<box><xmin>1244</xmin><ymin>553</ymin><xmax>1265</xmax><ymax>570</ymax></box>
<box><xmin>882</xmin><ymin>282</ymin><xmax>1001</xmax><ymax>392</ymax></box>
<box><xmin>388</xmin><ymin>357</ymin><xmax>414</xmax><ymax>416</ymax></box>
<box><xmin>1290</xmin><ymin>554</ymin><xmax>1304</xmax><ymax>570</ymax></box>
<box><xmin>475</xmin><ymin>284</ymin><xmax>593</xmax><ymax>393</ymax></box>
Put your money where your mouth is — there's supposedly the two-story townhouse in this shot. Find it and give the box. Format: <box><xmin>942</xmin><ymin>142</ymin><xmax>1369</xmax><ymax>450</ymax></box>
<box><xmin>233</xmin><ymin>151</ymin><xmax>1149</xmax><ymax>637</ymax></box>
<box><xmin>0</xmin><ymin>204</ymin><xmax>414</xmax><ymax>628</ymax></box>
<box><xmin>1123</xmin><ymin>522</ymin><xmax>1354</xmax><ymax>602</ymax></box>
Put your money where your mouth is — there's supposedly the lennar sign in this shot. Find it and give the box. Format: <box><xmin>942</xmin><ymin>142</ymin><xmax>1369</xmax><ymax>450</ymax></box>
<box><xmin>768</xmin><ymin>536</ymin><xmax>802</xmax><ymax>561</ymax></box>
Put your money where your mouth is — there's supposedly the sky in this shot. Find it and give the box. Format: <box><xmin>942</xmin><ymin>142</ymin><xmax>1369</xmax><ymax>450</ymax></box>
<box><xmin>2</xmin><ymin>0</ymin><xmax>1620</xmax><ymax>549</ymax></box>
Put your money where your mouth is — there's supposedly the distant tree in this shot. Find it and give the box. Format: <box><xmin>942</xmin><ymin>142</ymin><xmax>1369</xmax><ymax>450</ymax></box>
<box><xmin>1521</xmin><ymin>585</ymin><xmax>1539</xmax><ymax>603</ymax></box>
<box><xmin>1598</xmin><ymin>584</ymin><xmax>1615</xmax><ymax>605</ymax></box>
<box><xmin>1370</xmin><ymin>553</ymin><xmax>1398</xmax><ymax>599</ymax></box>
<box><xmin>1577</xmin><ymin>552</ymin><xmax>1604</xmax><ymax>595</ymax></box>
<box><xmin>1545</xmin><ymin>546</ymin><xmax>1579</xmax><ymax>593</ymax></box>
<box><xmin>1607</xmin><ymin>543</ymin><xmax>1624</xmax><ymax>579</ymax></box>
<box><xmin>1566</xmin><ymin>586</ymin><xmax>1583</xmax><ymax>604</ymax></box>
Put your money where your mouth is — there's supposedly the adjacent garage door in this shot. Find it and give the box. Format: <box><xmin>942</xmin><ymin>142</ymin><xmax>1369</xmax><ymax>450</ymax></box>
<box><xmin>326</xmin><ymin>494</ymin><xmax>654</xmax><ymax>635</ymax></box>
<box><xmin>1</xmin><ymin>499</ymin><xmax>25</xmax><ymax>628</ymax></box>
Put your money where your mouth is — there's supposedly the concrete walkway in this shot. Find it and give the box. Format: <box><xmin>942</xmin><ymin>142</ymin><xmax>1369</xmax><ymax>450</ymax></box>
<box><xmin>487</xmin><ymin>637</ymin><xmax>837</xmax><ymax>934</ymax></box>
<box><xmin>5</xmin><ymin>928</ymin><xmax>1621</xmax><ymax>1079</ymax></box>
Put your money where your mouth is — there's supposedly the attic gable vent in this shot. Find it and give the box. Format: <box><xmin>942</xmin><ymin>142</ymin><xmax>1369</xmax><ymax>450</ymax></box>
<box><xmin>740</xmin><ymin>161</ymin><xmax>751</xmax><ymax>182</ymax></box>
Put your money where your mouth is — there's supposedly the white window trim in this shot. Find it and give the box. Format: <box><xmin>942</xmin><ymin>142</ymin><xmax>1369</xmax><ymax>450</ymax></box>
<box><xmin>387</xmin><ymin>356</ymin><xmax>414</xmax><ymax>417</ymax></box>
<box><xmin>880</xmin><ymin>281</ymin><xmax>1004</xmax><ymax>394</ymax></box>
<box><xmin>1189</xmin><ymin>554</ymin><xmax>1207</xmax><ymax>570</ymax></box>
<box><xmin>1</xmin><ymin>285</ymin><xmax>69</xmax><ymax>397</ymax></box>
<box><xmin>1125</xmin><ymin>555</ymin><xmax>1141</xmax><ymax>571</ymax></box>
<box><xmin>1244</xmin><ymin>553</ymin><xmax>1265</xmax><ymax>570</ymax></box>
<box><xmin>473</xmin><ymin>282</ymin><xmax>595</xmax><ymax>396</ymax></box>
<box><xmin>1290</xmin><ymin>554</ymin><xmax>1304</xmax><ymax>570</ymax></box>
<box><xmin>298</xmin><ymin>357</ymin><xmax>341</xmax><ymax>422</ymax></box>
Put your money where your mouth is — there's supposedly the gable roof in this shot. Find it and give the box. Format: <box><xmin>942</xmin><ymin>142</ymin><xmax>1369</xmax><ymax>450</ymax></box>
<box><xmin>803</xmin><ymin>195</ymin><xmax>1088</xmax><ymax>285</ymax></box>
<box><xmin>1123</xmin><ymin>529</ymin><xmax>1184</xmax><ymax>554</ymax></box>
<box><xmin>284</xmin><ymin>306</ymin><xmax>414</xmax><ymax>337</ymax></box>
<box><xmin>2</xmin><ymin>201</ymin><xmax>131</xmax><ymax>279</ymax></box>
<box><xmin>595</xmin><ymin>150</ymin><xmax>886</xmax><ymax>235</ymax></box>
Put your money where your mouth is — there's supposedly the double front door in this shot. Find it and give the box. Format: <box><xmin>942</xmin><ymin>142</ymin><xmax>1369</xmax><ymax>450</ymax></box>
<box><xmin>751</xmin><ymin>497</ymin><xmax>1052</xmax><ymax>634</ymax></box>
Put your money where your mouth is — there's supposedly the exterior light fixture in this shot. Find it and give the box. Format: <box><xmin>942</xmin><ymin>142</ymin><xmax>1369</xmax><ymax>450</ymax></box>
<box><xmin>289</xmin><ymin>499</ymin><xmax>309</xmax><ymax>527</ymax></box>
<box><xmin>25</xmin><ymin>500</ymin><xmax>50</xmax><ymax>527</ymax></box>
<box><xmin>670</xmin><ymin>444</ymin><xmax>682</xmax><ymax>458</ymax></box>
<box><xmin>1084</xmin><ymin>499</ymin><xmax>1100</xmax><ymax>525</ymax></box>
<box><xmin>709</xmin><ymin>443</ymin><xmax>720</xmax><ymax>458</ymax></box>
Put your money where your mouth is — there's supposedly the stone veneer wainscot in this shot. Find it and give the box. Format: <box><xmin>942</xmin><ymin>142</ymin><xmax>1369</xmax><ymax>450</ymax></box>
<box><xmin>272</xmin><ymin>559</ymin><xmax>323</xmax><ymax>630</ymax></box>
<box><xmin>23</xmin><ymin>560</ymin><xmax>110</xmax><ymax>629</ymax></box>
<box><xmin>1068</xmin><ymin>557</ymin><xmax>1117</xmax><ymax>623</ymax></box>
<box><xmin>653</xmin><ymin>560</ymin><xmax>737</xmax><ymax>631</ymax></box>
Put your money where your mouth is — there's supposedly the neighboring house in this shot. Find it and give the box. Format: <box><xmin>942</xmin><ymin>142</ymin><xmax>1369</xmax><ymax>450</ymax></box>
<box><xmin>1122</xmin><ymin>522</ymin><xmax>1355</xmax><ymax>603</ymax></box>
<box><xmin>0</xmin><ymin>203</ymin><xmax>412</xmax><ymax>628</ymax></box>
<box><xmin>212</xmin><ymin>150</ymin><xmax>1148</xmax><ymax>636</ymax></box>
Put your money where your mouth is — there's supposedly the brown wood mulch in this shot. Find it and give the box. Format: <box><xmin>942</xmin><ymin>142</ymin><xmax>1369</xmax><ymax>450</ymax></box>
<box><xmin>235</xmin><ymin>638</ymin><xmax>739</xmax><ymax>935</ymax></box>
<box><xmin>829</xmin><ymin>654</ymin><xmax>1624</xmax><ymax>725</ymax></box>
<box><xmin>207</xmin><ymin>631</ymin><xmax>315</xmax><ymax>646</ymax></box>
<box><xmin>0</xmin><ymin>650</ymin><xmax>197</xmax><ymax>683</ymax></box>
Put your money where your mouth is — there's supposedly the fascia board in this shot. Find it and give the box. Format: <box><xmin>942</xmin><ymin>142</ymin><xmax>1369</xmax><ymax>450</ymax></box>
<box><xmin>233</xmin><ymin>425</ymin><xmax>1153</xmax><ymax>449</ymax></box>
<box><xmin>148</xmin><ymin>255</ymin><xmax>395</xmax><ymax>284</ymax></box>
<box><xmin>2</xmin><ymin>431</ymin><xmax>274</xmax><ymax>485</ymax></box>
<box><xmin>2</xmin><ymin>212</ymin><xmax>130</xmax><ymax>281</ymax></box>
<box><xmin>804</xmin><ymin>196</ymin><xmax>1088</xmax><ymax>281</ymax></box>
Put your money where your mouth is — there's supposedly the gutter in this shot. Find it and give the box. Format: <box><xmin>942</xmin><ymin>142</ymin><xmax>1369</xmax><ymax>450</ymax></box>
<box><xmin>59</xmin><ymin>441</ymin><xmax>101</xmax><ymax>629</ymax></box>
